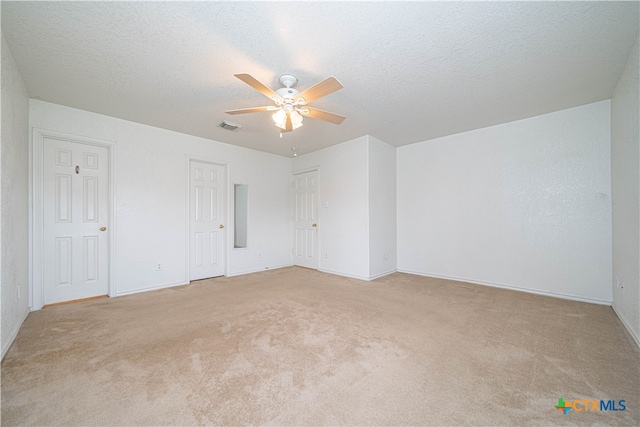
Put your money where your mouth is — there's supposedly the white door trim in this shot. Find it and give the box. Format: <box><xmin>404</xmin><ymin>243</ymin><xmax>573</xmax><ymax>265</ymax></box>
<box><xmin>292</xmin><ymin>166</ymin><xmax>320</xmax><ymax>176</ymax></box>
<box><xmin>31</xmin><ymin>128</ymin><xmax>117</xmax><ymax>310</ymax></box>
<box><xmin>184</xmin><ymin>155</ymin><xmax>230</xmax><ymax>281</ymax></box>
<box><xmin>292</xmin><ymin>167</ymin><xmax>321</xmax><ymax>270</ymax></box>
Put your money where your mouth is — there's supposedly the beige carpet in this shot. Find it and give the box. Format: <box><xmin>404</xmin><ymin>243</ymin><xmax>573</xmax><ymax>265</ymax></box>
<box><xmin>1</xmin><ymin>267</ymin><xmax>638</xmax><ymax>426</ymax></box>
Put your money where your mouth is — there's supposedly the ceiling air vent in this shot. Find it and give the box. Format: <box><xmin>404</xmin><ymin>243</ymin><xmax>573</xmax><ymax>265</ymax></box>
<box><xmin>218</xmin><ymin>121</ymin><xmax>244</xmax><ymax>131</ymax></box>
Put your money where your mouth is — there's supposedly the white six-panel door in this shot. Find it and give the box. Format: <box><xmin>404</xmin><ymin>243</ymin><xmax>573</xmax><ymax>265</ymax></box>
<box><xmin>42</xmin><ymin>137</ymin><xmax>110</xmax><ymax>304</ymax></box>
<box><xmin>293</xmin><ymin>170</ymin><xmax>318</xmax><ymax>269</ymax></box>
<box><xmin>190</xmin><ymin>161</ymin><xmax>225</xmax><ymax>280</ymax></box>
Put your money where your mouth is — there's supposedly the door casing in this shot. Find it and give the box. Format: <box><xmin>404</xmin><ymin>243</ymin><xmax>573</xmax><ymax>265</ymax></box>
<box><xmin>185</xmin><ymin>155</ymin><xmax>229</xmax><ymax>281</ymax></box>
<box><xmin>31</xmin><ymin>128</ymin><xmax>116</xmax><ymax>310</ymax></box>
<box><xmin>292</xmin><ymin>167</ymin><xmax>320</xmax><ymax>269</ymax></box>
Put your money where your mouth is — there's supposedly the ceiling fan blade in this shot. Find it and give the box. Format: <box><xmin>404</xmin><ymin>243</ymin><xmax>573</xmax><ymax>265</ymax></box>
<box><xmin>302</xmin><ymin>107</ymin><xmax>346</xmax><ymax>125</ymax></box>
<box><xmin>285</xmin><ymin>114</ymin><xmax>293</xmax><ymax>131</ymax></box>
<box><xmin>226</xmin><ymin>106</ymin><xmax>279</xmax><ymax>115</ymax></box>
<box><xmin>234</xmin><ymin>74</ymin><xmax>281</xmax><ymax>101</ymax></box>
<box><xmin>295</xmin><ymin>77</ymin><xmax>343</xmax><ymax>104</ymax></box>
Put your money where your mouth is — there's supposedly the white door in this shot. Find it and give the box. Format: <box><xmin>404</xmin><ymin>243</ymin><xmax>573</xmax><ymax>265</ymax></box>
<box><xmin>43</xmin><ymin>138</ymin><xmax>110</xmax><ymax>304</ymax></box>
<box><xmin>190</xmin><ymin>161</ymin><xmax>225</xmax><ymax>280</ymax></box>
<box><xmin>293</xmin><ymin>170</ymin><xmax>318</xmax><ymax>269</ymax></box>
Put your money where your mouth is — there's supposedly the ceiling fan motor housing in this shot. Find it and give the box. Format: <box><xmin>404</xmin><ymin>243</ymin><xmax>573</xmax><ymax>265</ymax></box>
<box><xmin>276</xmin><ymin>87</ymin><xmax>299</xmax><ymax>100</ymax></box>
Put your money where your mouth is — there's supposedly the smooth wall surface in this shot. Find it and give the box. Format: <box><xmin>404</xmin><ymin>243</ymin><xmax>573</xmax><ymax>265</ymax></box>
<box><xmin>397</xmin><ymin>101</ymin><xmax>612</xmax><ymax>303</ymax></box>
<box><xmin>611</xmin><ymin>40</ymin><xmax>639</xmax><ymax>345</ymax></box>
<box><xmin>1</xmin><ymin>34</ymin><xmax>31</xmax><ymax>358</ymax></box>
<box><xmin>30</xmin><ymin>100</ymin><xmax>292</xmax><ymax>297</ymax></box>
<box><xmin>292</xmin><ymin>136</ymin><xmax>370</xmax><ymax>279</ymax></box>
<box><xmin>368</xmin><ymin>136</ymin><xmax>397</xmax><ymax>278</ymax></box>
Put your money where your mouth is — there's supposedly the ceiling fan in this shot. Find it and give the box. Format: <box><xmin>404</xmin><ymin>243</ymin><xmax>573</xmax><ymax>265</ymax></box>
<box><xmin>226</xmin><ymin>73</ymin><xmax>345</xmax><ymax>134</ymax></box>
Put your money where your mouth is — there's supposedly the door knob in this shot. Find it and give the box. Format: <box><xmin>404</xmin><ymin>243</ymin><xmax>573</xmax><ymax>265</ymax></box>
<box><xmin>312</xmin><ymin>223</ymin><xmax>317</xmax><ymax>227</ymax></box>
<box><xmin>219</xmin><ymin>224</ymin><xmax>224</xmax><ymax>229</ymax></box>
<box><xmin>99</xmin><ymin>226</ymin><xmax>107</xmax><ymax>232</ymax></box>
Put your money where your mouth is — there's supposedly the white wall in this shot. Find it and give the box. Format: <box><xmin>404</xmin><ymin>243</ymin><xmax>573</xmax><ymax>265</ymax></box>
<box><xmin>1</xmin><ymin>34</ymin><xmax>31</xmax><ymax>358</ymax></box>
<box><xmin>368</xmin><ymin>136</ymin><xmax>397</xmax><ymax>278</ymax></box>
<box><xmin>611</xmin><ymin>40</ymin><xmax>639</xmax><ymax>346</ymax></box>
<box><xmin>30</xmin><ymin>100</ymin><xmax>292</xmax><ymax>297</ymax></box>
<box><xmin>397</xmin><ymin>101</ymin><xmax>612</xmax><ymax>303</ymax></box>
<box><xmin>292</xmin><ymin>136</ymin><xmax>370</xmax><ymax>279</ymax></box>
<box><xmin>292</xmin><ymin>135</ymin><xmax>397</xmax><ymax>281</ymax></box>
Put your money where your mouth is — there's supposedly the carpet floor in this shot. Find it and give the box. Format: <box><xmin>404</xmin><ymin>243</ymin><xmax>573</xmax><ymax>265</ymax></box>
<box><xmin>1</xmin><ymin>267</ymin><xmax>638</xmax><ymax>426</ymax></box>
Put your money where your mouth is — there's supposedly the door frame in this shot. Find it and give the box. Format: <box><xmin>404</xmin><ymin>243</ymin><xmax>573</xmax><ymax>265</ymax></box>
<box><xmin>31</xmin><ymin>128</ymin><xmax>117</xmax><ymax>310</ymax></box>
<box><xmin>185</xmin><ymin>155</ymin><xmax>230</xmax><ymax>281</ymax></box>
<box><xmin>292</xmin><ymin>166</ymin><xmax>320</xmax><ymax>270</ymax></box>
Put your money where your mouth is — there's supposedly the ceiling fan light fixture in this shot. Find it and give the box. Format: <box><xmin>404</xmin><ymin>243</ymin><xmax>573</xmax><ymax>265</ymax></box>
<box><xmin>273</xmin><ymin>107</ymin><xmax>304</xmax><ymax>130</ymax></box>
<box><xmin>274</xmin><ymin>118</ymin><xmax>303</xmax><ymax>130</ymax></box>
<box><xmin>272</xmin><ymin>109</ymin><xmax>286</xmax><ymax>125</ymax></box>
<box><xmin>290</xmin><ymin>110</ymin><xmax>303</xmax><ymax>126</ymax></box>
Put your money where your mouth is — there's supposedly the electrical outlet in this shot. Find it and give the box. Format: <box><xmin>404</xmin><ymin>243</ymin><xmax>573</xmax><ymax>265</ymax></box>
<box><xmin>325</xmin><ymin>252</ymin><xmax>329</xmax><ymax>259</ymax></box>
<box><xmin>383</xmin><ymin>253</ymin><xmax>389</xmax><ymax>261</ymax></box>
<box><xmin>258</xmin><ymin>251</ymin><xmax>262</xmax><ymax>258</ymax></box>
<box><xmin>17</xmin><ymin>283</ymin><xmax>21</xmax><ymax>299</ymax></box>
<box><xmin>156</xmin><ymin>263</ymin><xmax>162</xmax><ymax>271</ymax></box>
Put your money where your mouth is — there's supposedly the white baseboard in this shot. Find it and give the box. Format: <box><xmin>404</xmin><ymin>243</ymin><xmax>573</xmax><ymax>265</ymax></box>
<box><xmin>1</xmin><ymin>306</ymin><xmax>30</xmax><ymax>361</ymax></box>
<box><xmin>397</xmin><ymin>269</ymin><xmax>612</xmax><ymax>306</ymax></box>
<box><xmin>369</xmin><ymin>269</ymin><xmax>398</xmax><ymax>280</ymax></box>
<box><xmin>318</xmin><ymin>268</ymin><xmax>372</xmax><ymax>281</ymax></box>
<box><xmin>115</xmin><ymin>264</ymin><xmax>293</xmax><ymax>296</ymax></box>
<box><xmin>227</xmin><ymin>264</ymin><xmax>292</xmax><ymax>277</ymax></box>
<box><xmin>115</xmin><ymin>280</ymin><xmax>188</xmax><ymax>297</ymax></box>
<box><xmin>611</xmin><ymin>304</ymin><xmax>640</xmax><ymax>349</ymax></box>
<box><xmin>317</xmin><ymin>268</ymin><xmax>397</xmax><ymax>281</ymax></box>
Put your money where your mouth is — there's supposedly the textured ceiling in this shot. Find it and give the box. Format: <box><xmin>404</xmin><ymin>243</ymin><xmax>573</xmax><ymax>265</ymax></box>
<box><xmin>2</xmin><ymin>1</ymin><xmax>639</xmax><ymax>157</ymax></box>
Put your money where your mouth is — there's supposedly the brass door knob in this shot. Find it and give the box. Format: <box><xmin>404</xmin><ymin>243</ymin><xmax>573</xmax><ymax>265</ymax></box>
<box><xmin>100</xmin><ymin>226</ymin><xmax>107</xmax><ymax>232</ymax></box>
<box><xmin>219</xmin><ymin>224</ymin><xmax>225</xmax><ymax>229</ymax></box>
<box><xmin>312</xmin><ymin>223</ymin><xmax>317</xmax><ymax>227</ymax></box>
